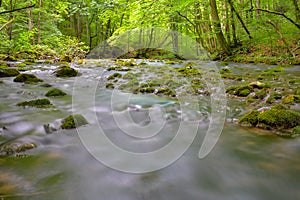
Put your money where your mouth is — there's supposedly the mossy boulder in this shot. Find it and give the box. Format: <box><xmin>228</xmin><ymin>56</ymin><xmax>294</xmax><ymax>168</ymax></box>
<box><xmin>139</xmin><ymin>87</ymin><xmax>155</xmax><ymax>94</ymax></box>
<box><xmin>61</xmin><ymin>114</ymin><xmax>88</xmax><ymax>129</ymax></box>
<box><xmin>176</xmin><ymin>67</ymin><xmax>201</xmax><ymax>77</ymax></box>
<box><xmin>55</xmin><ymin>66</ymin><xmax>78</xmax><ymax>77</ymax></box>
<box><xmin>115</xmin><ymin>59</ymin><xmax>136</xmax><ymax>66</ymax></box>
<box><xmin>254</xmin><ymin>89</ymin><xmax>267</xmax><ymax>99</ymax></box>
<box><xmin>107</xmin><ymin>72</ymin><xmax>122</xmax><ymax>80</ymax></box>
<box><xmin>45</xmin><ymin>88</ymin><xmax>67</xmax><ymax>97</ymax></box>
<box><xmin>281</xmin><ymin>95</ymin><xmax>300</xmax><ymax>104</ymax></box>
<box><xmin>156</xmin><ymin>87</ymin><xmax>176</xmax><ymax>97</ymax></box>
<box><xmin>219</xmin><ymin>67</ymin><xmax>232</xmax><ymax>74</ymax></box>
<box><xmin>238</xmin><ymin>110</ymin><xmax>260</xmax><ymax>127</ymax></box>
<box><xmin>118</xmin><ymin>79</ymin><xmax>139</xmax><ymax>91</ymax></box>
<box><xmin>165</xmin><ymin>60</ymin><xmax>176</xmax><ymax>65</ymax></box>
<box><xmin>123</xmin><ymin>72</ymin><xmax>136</xmax><ymax>80</ymax></box>
<box><xmin>226</xmin><ymin>85</ymin><xmax>254</xmax><ymax>97</ymax></box>
<box><xmin>0</xmin><ymin>68</ymin><xmax>20</xmax><ymax>77</ymax></box>
<box><xmin>17</xmin><ymin>98</ymin><xmax>52</xmax><ymax>108</ymax></box>
<box><xmin>292</xmin><ymin>126</ymin><xmax>300</xmax><ymax>135</ymax></box>
<box><xmin>13</xmin><ymin>73</ymin><xmax>43</xmax><ymax>83</ymax></box>
<box><xmin>0</xmin><ymin>140</ymin><xmax>36</xmax><ymax>156</ymax></box>
<box><xmin>266</xmin><ymin>92</ymin><xmax>282</xmax><ymax>104</ymax></box>
<box><xmin>106</xmin><ymin>83</ymin><xmax>114</xmax><ymax>89</ymax></box>
<box><xmin>239</xmin><ymin>107</ymin><xmax>300</xmax><ymax>130</ymax></box>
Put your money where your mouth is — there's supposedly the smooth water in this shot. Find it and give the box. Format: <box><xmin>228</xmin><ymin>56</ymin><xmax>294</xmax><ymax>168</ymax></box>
<box><xmin>1</xmin><ymin>61</ymin><xmax>300</xmax><ymax>200</ymax></box>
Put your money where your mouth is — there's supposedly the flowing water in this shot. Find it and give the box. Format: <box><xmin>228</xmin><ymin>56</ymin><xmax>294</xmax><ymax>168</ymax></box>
<box><xmin>1</xmin><ymin>61</ymin><xmax>300</xmax><ymax>200</ymax></box>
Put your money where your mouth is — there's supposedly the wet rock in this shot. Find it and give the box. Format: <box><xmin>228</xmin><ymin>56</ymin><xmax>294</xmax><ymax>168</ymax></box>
<box><xmin>238</xmin><ymin>110</ymin><xmax>260</xmax><ymax>127</ymax></box>
<box><xmin>156</xmin><ymin>87</ymin><xmax>176</xmax><ymax>97</ymax></box>
<box><xmin>59</xmin><ymin>55</ymin><xmax>72</xmax><ymax>63</ymax></box>
<box><xmin>106</xmin><ymin>83</ymin><xmax>115</xmax><ymax>89</ymax></box>
<box><xmin>45</xmin><ymin>88</ymin><xmax>67</xmax><ymax>97</ymax></box>
<box><xmin>17</xmin><ymin>98</ymin><xmax>52</xmax><ymax>108</ymax></box>
<box><xmin>13</xmin><ymin>73</ymin><xmax>43</xmax><ymax>83</ymax></box>
<box><xmin>0</xmin><ymin>140</ymin><xmax>36</xmax><ymax>156</ymax></box>
<box><xmin>54</xmin><ymin>65</ymin><xmax>78</xmax><ymax>77</ymax></box>
<box><xmin>40</xmin><ymin>83</ymin><xmax>52</xmax><ymax>87</ymax></box>
<box><xmin>226</xmin><ymin>85</ymin><xmax>254</xmax><ymax>97</ymax></box>
<box><xmin>219</xmin><ymin>67</ymin><xmax>232</xmax><ymax>74</ymax></box>
<box><xmin>139</xmin><ymin>87</ymin><xmax>155</xmax><ymax>94</ymax></box>
<box><xmin>115</xmin><ymin>59</ymin><xmax>136</xmax><ymax>66</ymax></box>
<box><xmin>165</xmin><ymin>60</ymin><xmax>176</xmax><ymax>65</ymax></box>
<box><xmin>266</xmin><ymin>92</ymin><xmax>282</xmax><ymax>104</ymax></box>
<box><xmin>249</xmin><ymin>81</ymin><xmax>265</xmax><ymax>89</ymax></box>
<box><xmin>176</xmin><ymin>67</ymin><xmax>201</xmax><ymax>77</ymax></box>
<box><xmin>61</xmin><ymin>114</ymin><xmax>89</xmax><ymax>129</ymax></box>
<box><xmin>0</xmin><ymin>68</ymin><xmax>20</xmax><ymax>77</ymax></box>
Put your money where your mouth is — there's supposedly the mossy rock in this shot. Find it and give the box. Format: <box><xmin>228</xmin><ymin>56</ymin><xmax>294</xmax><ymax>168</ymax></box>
<box><xmin>107</xmin><ymin>73</ymin><xmax>122</xmax><ymax>80</ymax></box>
<box><xmin>123</xmin><ymin>72</ymin><xmax>136</xmax><ymax>80</ymax></box>
<box><xmin>239</xmin><ymin>108</ymin><xmax>300</xmax><ymax>130</ymax></box>
<box><xmin>118</xmin><ymin>79</ymin><xmax>139</xmax><ymax>91</ymax></box>
<box><xmin>281</xmin><ymin>95</ymin><xmax>300</xmax><ymax>104</ymax></box>
<box><xmin>266</xmin><ymin>92</ymin><xmax>282</xmax><ymax>104</ymax></box>
<box><xmin>13</xmin><ymin>73</ymin><xmax>43</xmax><ymax>83</ymax></box>
<box><xmin>254</xmin><ymin>89</ymin><xmax>267</xmax><ymax>99</ymax></box>
<box><xmin>45</xmin><ymin>88</ymin><xmax>67</xmax><ymax>97</ymax></box>
<box><xmin>139</xmin><ymin>87</ymin><xmax>155</xmax><ymax>94</ymax></box>
<box><xmin>106</xmin><ymin>83</ymin><xmax>114</xmax><ymax>89</ymax></box>
<box><xmin>156</xmin><ymin>87</ymin><xmax>176</xmax><ymax>97</ymax></box>
<box><xmin>226</xmin><ymin>85</ymin><xmax>253</xmax><ymax>97</ymax></box>
<box><xmin>165</xmin><ymin>60</ymin><xmax>176</xmax><ymax>65</ymax></box>
<box><xmin>238</xmin><ymin>110</ymin><xmax>260</xmax><ymax>127</ymax></box>
<box><xmin>17</xmin><ymin>98</ymin><xmax>52</xmax><ymax>108</ymax></box>
<box><xmin>55</xmin><ymin>66</ymin><xmax>78</xmax><ymax>77</ymax></box>
<box><xmin>257</xmin><ymin>109</ymin><xmax>300</xmax><ymax>129</ymax></box>
<box><xmin>0</xmin><ymin>141</ymin><xmax>36</xmax><ymax>156</ymax></box>
<box><xmin>115</xmin><ymin>59</ymin><xmax>136</xmax><ymax>66</ymax></box>
<box><xmin>249</xmin><ymin>81</ymin><xmax>265</xmax><ymax>89</ymax></box>
<box><xmin>16</xmin><ymin>63</ymin><xmax>26</xmax><ymax>68</ymax></box>
<box><xmin>176</xmin><ymin>67</ymin><xmax>201</xmax><ymax>77</ymax></box>
<box><xmin>40</xmin><ymin>83</ymin><xmax>52</xmax><ymax>88</ymax></box>
<box><xmin>219</xmin><ymin>67</ymin><xmax>232</xmax><ymax>74</ymax></box>
<box><xmin>0</xmin><ymin>68</ymin><xmax>20</xmax><ymax>77</ymax></box>
<box><xmin>61</xmin><ymin>114</ymin><xmax>88</xmax><ymax>129</ymax></box>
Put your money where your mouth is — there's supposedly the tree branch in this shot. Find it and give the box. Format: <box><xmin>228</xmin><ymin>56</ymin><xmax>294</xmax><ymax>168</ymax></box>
<box><xmin>252</xmin><ymin>8</ymin><xmax>300</xmax><ymax>30</ymax></box>
<box><xmin>0</xmin><ymin>18</ymin><xmax>15</xmax><ymax>31</ymax></box>
<box><xmin>176</xmin><ymin>11</ymin><xmax>196</xmax><ymax>28</ymax></box>
<box><xmin>0</xmin><ymin>4</ymin><xmax>36</xmax><ymax>15</ymax></box>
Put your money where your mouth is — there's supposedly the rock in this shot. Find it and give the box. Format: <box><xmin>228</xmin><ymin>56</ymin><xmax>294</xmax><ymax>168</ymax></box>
<box><xmin>115</xmin><ymin>59</ymin><xmax>136</xmax><ymax>66</ymax></box>
<box><xmin>107</xmin><ymin>72</ymin><xmax>122</xmax><ymax>80</ymax></box>
<box><xmin>59</xmin><ymin>55</ymin><xmax>72</xmax><ymax>63</ymax></box>
<box><xmin>281</xmin><ymin>95</ymin><xmax>300</xmax><ymax>104</ymax></box>
<box><xmin>54</xmin><ymin>65</ymin><xmax>78</xmax><ymax>77</ymax></box>
<box><xmin>239</xmin><ymin>107</ymin><xmax>300</xmax><ymax>130</ymax></box>
<box><xmin>106</xmin><ymin>83</ymin><xmax>114</xmax><ymax>89</ymax></box>
<box><xmin>165</xmin><ymin>60</ymin><xmax>176</xmax><ymax>65</ymax></box>
<box><xmin>249</xmin><ymin>81</ymin><xmax>265</xmax><ymax>89</ymax></box>
<box><xmin>156</xmin><ymin>87</ymin><xmax>176</xmax><ymax>97</ymax></box>
<box><xmin>139</xmin><ymin>87</ymin><xmax>155</xmax><ymax>94</ymax></box>
<box><xmin>0</xmin><ymin>140</ymin><xmax>36</xmax><ymax>156</ymax></box>
<box><xmin>219</xmin><ymin>67</ymin><xmax>232</xmax><ymax>74</ymax></box>
<box><xmin>13</xmin><ymin>73</ymin><xmax>43</xmax><ymax>83</ymax></box>
<box><xmin>40</xmin><ymin>83</ymin><xmax>52</xmax><ymax>87</ymax></box>
<box><xmin>0</xmin><ymin>68</ymin><xmax>20</xmax><ymax>77</ymax></box>
<box><xmin>266</xmin><ymin>92</ymin><xmax>282</xmax><ymax>104</ymax></box>
<box><xmin>45</xmin><ymin>88</ymin><xmax>67</xmax><ymax>97</ymax></box>
<box><xmin>17</xmin><ymin>98</ymin><xmax>52</xmax><ymax>108</ymax></box>
<box><xmin>61</xmin><ymin>114</ymin><xmax>88</xmax><ymax>129</ymax></box>
<box><xmin>292</xmin><ymin>126</ymin><xmax>300</xmax><ymax>135</ymax></box>
<box><xmin>226</xmin><ymin>85</ymin><xmax>254</xmax><ymax>97</ymax></box>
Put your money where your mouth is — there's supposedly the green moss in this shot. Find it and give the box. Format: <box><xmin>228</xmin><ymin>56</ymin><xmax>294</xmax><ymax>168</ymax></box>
<box><xmin>118</xmin><ymin>79</ymin><xmax>139</xmax><ymax>91</ymax></box>
<box><xmin>257</xmin><ymin>109</ymin><xmax>300</xmax><ymax>129</ymax></box>
<box><xmin>147</xmin><ymin>79</ymin><xmax>162</xmax><ymax>87</ymax></box>
<box><xmin>0</xmin><ymin>68</ymin><xmax>20</xmax><ymax>77</ymax></box>
<box><xmin>123</xmin><ymin>72</ymin><xmax>136</xmax><ymax>80</ymax></box>
<box><xmin>107</xmin><ymin>73</ymin><xmax>122</xmax><ymax>80</ymax></box>
<box><xmin>40</xmin><ymin>83</ymin><xmax>52</xmax><ymax>87</ymax></box>
<box><xmin>292</xmin><ymin>126</ymin><xmax>300</xmax><ymax>135</ymax></box>
<box><xmin>17</xmin><ymin>98</ymin><xmax>52</xmax><ymax>108</ymax></box>
<box><xmin>115</xmin><ymin>59</ymin><xmax>136</xmax><ymax>66</ymax></box>
<box><xmin>281</xmin><ymin>95</ymin><xmax>300</xmax><ymax>104</ymax></box>
<box><xmin>254</xmin><ymin>89</ymin><xmax>267</xmax><ymax>99</ymax></box>
<box><xmin>226</xmin><ymin>85</ymin><xmax>253</xmax><ymax>97</ymax></box>
<box><xmin>45</xmin><ymin>88</ymin><xmax>67</xmax><ymax>97</ymax></box>
<box><xmin>165</xmin><ymin>60</ymin><xmax>176</xmax><ymax>65</ymax></box>
<box><xmin>13</xmin><ymin>73</ymin><xmax>43</xmax><ymax>83</ymax></box>
<box><xmin>106</xmin><ymin>83</ymin><xmax>114</xmax><ymax>89</ymax></box>
<box><xmin>238</xmin><ymin>110</ymin><xmax>260</xmax><ymax>126</ymax></box>
<box><xmin>61</xmin><ymin>114</ymin><xmax>88</xmax><ymax>129</ymax></box>
<box><xmin>139</xmin><ymin>87</ymin><xmax>155</xmax><ymax>93</ymax></box>
<box><xmin>176</xmin><ymin>67</ymin><xmax>201</xmax><ymax>77</ymax></box>
<box><xmin>156</xmin><ymin>87</ymin><xmax>176</xmax><ymax>97</ymax></box>
<box><xmin>15</xmin><ymin>63</ymin><xmax>26</xmax><ymax>68</ymax></box>
<box><xmin>55</xmin><ymin>66</ymin><xmax>78</xmax><ymax>77</ymax></box>
<box><xmin>59</xmin><ymin>55</ymin><xmax>72</xmax><ymax>63</ymax></box>
<box><xmin>219</xmin><ymin>67</ymin><xmax>232</xmax><ymax>74</ymax></box>
<box><xmin>266</xmin><ymin>92</ymin><xmax>282</xmax><ymax>104</ymax></box>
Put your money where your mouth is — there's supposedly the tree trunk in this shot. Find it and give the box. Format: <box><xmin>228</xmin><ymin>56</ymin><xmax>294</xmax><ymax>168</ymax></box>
<box><xmin>37</xmin><ymin>0</ymin><xmax>42</xmax><ymax>44</ymax></box>
<box><xmin>210</xmin><ymin>0</ymin><xmax>231</xmax><ymax>55</ymax></box>
<box><xmin>256</xmin><ymin>0</ymin><xmax>260</xmax><ymax>19</ymax></box>
<box><xmin>7</xmin><ymin>0</ymin><xmax>13</xmax><ymax>40</ymax></box>
<box><xmin>28</xmin><ymin>1</ymin><xmax>35</xmax><ymax>45</ymax></box>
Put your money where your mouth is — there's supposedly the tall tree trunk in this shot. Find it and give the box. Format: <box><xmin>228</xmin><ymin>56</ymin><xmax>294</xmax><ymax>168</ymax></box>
<box><xmin>28</xmin><ymin>1</ymin><xmax>35</xmax><ymax>45</ymax></box>
<box><xmin>256</xmin><ymin>0</ymin><xmax>260</xmax><ymax>19</ymax></box>
<box><xmin>77</xmin><ymin>11</ymin><xmax>81</xmax><ymax>39</ymax></box>
<box><xmin>230</xmin><ymin>1</ymin><xmax>238</xmax><ymax>47</ymax></box>
<box><xmin>37</xmin><ymin>0</ymin><xmax>42</xmax><ymax>44</ymax></box>
<box><xmin>86</xmin><ymin>15</ymin><xmax>89</xmax><ymax>46</ymax></box>
<box><xmin>210</xmin><ymin>0</ymin><xmax>232</xmax><ymax>55</ymax></box>
<box><xmin>7</xmin><ymin>0</ymin><xmax>13</xmax><ymax>40</ymax></box>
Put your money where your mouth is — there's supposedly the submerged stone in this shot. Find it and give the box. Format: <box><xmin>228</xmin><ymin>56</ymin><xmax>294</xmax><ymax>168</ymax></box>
<box><xmin>0</xmin><ymin>140</ymin><xmax>36</xmax><ymax>156</ymax></box>
<box><xmin>13</xmin><ymin>73</ymin><xmax>43</xmax><ymax>83</ymax></box>
<box><xmin>0</xmin><ymin>68</ymin><xmax>20</xmax><ymax>77</ymax></box>
<box><xmin>55</xmin><ymin>65</ymin><xmax>78</xmax><ymax>77</ymax></box>
<box><xmin>61</xmin><ymin>114</ymin><xmax>88</xmax><ymax>129</ymax></box>
<box><xmin>17</xmin><ymin>98</ymin><xmax>52</xmax><ymax>108</ymax></box>
<box><xmin>45</xmin><ymin>88</ymin><xmax>67</xmax><ymax>97</ymax></box>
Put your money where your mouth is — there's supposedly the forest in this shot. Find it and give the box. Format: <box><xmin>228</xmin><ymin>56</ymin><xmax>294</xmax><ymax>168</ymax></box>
<box><xmin>0</xmin><ymin>0</ymin><xmax>299</xmax><ymax>64</ymax></box>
